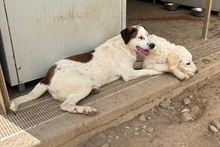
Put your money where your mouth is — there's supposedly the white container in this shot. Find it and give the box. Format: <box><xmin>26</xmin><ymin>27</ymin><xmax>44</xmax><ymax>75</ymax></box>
<box><xmin>0</xmin><ymin>0</ymin><xmax>126</xmax><ymax>90</ymax></box>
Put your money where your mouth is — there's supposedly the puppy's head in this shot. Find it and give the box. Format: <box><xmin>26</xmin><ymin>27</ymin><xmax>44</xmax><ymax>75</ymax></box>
<box><xmin>120</xmin><ymin>25</ymin><xmax>155</xmax><ymax>56</ymax></box>
<box><xmin>167</xmin><ymin>45</ymin><xmax>198</xmax><ymax>75</ymax></box>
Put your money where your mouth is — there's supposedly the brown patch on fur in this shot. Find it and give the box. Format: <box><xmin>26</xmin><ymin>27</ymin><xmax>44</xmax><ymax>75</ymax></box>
<box><xmin>40</xmin><ymin>64</ymin><xmax>57</xmax><ymax>85</ymax></box>
<box><xmin>120</xmin><ymin>26</ymin><xmax>138</xmax><ymax>44</ymax></box>
<box><xmin>73</xmin><ymin>108</ymin><xmax>79</xmax><ymax>113</ymax></box>
<box><xmin>89</xmin><ymin>88</ymin><xmax>100</xmax><ymax>95</ymax></box>
<box><xmin>66</xmin><ymin>50</ymin><xmax>95</xmax><ymax>63</ymax></box>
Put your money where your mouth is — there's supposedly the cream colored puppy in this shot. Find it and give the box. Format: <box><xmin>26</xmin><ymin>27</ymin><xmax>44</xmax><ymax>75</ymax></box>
<box><xmin>136</xmin><ymin>34</ymin><xmax>198</xmax><ymax>80</ymax></box>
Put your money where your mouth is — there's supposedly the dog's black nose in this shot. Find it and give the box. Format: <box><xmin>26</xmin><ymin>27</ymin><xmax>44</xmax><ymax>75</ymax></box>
<box><xmin>149</xmin><ymin>43</ymin><xmax>155</xmax><ymax>49</ymax></box>
<box><xmin>195</xmin><ymin>69</ymin><xmax>199</xmax><ymax>74</ymax></box>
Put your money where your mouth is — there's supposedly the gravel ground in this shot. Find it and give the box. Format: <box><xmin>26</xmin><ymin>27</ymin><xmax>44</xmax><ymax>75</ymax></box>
<box><xmin>78</xmin><ymin>73</ymin><xmax>220</xmax><ymax>147</ymax></box>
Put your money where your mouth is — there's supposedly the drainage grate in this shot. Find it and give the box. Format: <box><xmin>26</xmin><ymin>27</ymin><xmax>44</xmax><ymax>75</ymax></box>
<box><xmin>0</xmin><ymin>98</ymin><xmax>63</xmax><ymax>140</ymax></box>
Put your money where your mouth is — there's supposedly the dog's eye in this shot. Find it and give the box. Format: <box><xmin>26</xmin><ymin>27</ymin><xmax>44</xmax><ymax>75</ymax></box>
<box><xmin>139</xmin><ymin>36</ymin><xmax>145</xmax><ymax>40</ymax></box>
<box><xmin>186</xmin><ymin>62</ymin><xmax>190</xmax><ymax>65</ymax></box>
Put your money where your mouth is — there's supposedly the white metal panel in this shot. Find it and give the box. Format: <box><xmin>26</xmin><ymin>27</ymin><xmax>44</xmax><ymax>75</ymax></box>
<box><xmin>3</xmin><ymin>0</ymin><xmax>126</xmax><ymax>85</ymax></box>
<box><xmin>0</xmin><ymin>0</ymin><xmax>18</xmax><ymax>85</ymax></box>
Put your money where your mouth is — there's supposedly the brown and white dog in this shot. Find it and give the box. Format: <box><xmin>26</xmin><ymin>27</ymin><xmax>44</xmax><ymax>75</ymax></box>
<box><xmin>10</xmin><ymin>25</ymin><xmax>162</xmax><ymax>115</ymax></box>
<box><xmin>136</xmin><ymin>34</ymin><xmax>198</xmax><ymax>80</ymax></box>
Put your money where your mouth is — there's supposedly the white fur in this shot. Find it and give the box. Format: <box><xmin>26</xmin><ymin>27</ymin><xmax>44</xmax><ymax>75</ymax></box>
<box><xmin>10</xmin><ymin>26</ymin><xmax>162</xmax><ymax>115</ymax></box>
<box><xmin>136</xmin><ymin>34</ymin><xmax>198</xmax><ymax>80</ymax></box>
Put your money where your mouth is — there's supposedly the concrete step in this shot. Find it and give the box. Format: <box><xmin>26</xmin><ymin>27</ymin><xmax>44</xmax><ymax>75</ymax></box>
<box><xmin>1</xmin><ymin>40</ymin><xmax>220</xmax><ymax>146</ymax></box>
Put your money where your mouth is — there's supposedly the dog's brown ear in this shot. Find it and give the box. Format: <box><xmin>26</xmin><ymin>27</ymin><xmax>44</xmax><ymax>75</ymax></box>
<box><xmin>120</xmin><ymin>26</ymin><xmax>138</xmax><ymax>44</ymax></box>
<box><xmin>167</xmin><ymin>54</ymin><xmax>182</xmax><ymax>70</ymax></box>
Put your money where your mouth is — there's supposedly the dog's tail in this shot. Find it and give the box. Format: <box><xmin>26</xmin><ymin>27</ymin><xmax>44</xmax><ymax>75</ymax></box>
<box><xmin>10</xmin><ymin>83</ymin><xmax>48</xmax><ymax>111</ymax></box>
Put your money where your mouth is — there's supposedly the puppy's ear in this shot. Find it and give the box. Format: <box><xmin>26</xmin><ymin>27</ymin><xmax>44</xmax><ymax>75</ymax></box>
<box><xmin>167</xmin><ymin>54</ymin><xmax>182</xmax><ymax>70</ymax></box>
<box><xmin>120</xmin><ymin>26</ymin><xmax>138</xmax><ymax>44</ymax></box>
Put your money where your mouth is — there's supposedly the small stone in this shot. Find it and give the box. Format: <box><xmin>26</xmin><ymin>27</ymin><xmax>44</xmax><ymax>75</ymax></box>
<box><xmin>98</xmin><ymin>133</ymin><xmax>107</xmax><ymax>139</ymax></box>
<box><xmin>134</xmin><ymin>128</ymin><xmax>140</xmax><ymax>131</ymax></box>
<box><xmin>190</xmin><ymin>105</ymin><xmax>200</xmax><ymax>118</ymax></box>
<box><xmin>125</xmin><ymin>126</ymin><xmax>131</xmax><ymax>129</ymax></box>
<box><xmin>143</xmin><ymin>125</ymin><xmax>147</xmax><ymax>130</ymax></box>
<box><xmin>211</xmin><ymin>120</ymin><xmax>220</xmax><ymax>130</ymax></box>
<box><xmin>145</xmin><ymin>115</ymin><xmax>151</xmax><ymax>120</ymax></box>
<box><xmin>116</xmin><ymin>136</ymin><xmax>119</xmax><ymax>139</ymax></box>
<box><xmin>134</xmin><ymin>132</ymin><xmax>140</xmax><ymax>136</ymax></box>
<box><xmin>139</xmin><ymin>114</ymin><xmax>147</xmax><ymax>122</ymax></box>
<box><xmin>181</xmin><ymin>112</ymin><xmax>193</xmax><ymax>122</ymax></box>
<box><xmin>147</xmin><ymin>128</ymin><xmax>154</xmax><ymax>133</ymax></box>
<box><xmin>159</xmin><ymin>98</ymin><xmax>172</xmax><ymax>109</ymax></box>
<box><xmin>189</xmin><ymin>95</ymin><xmax>194</xmax><ymax>99</ymax></box>
<box><xmin>209</xmin><ymin>125</ymin><xmax>219</xmax><ymax>133</ymax></box>
<box><xmin>182</xmin><ymin>98</ymin><xmax>191</xmax><ymax>106</ymax></box>
<box><xmin>181</xmin><ymin>108</ymin><xmax>190</xmax><ymax>113</ymax></box>
<box><xmin>102</xmin><ymin>143</ymin><xmax>110</xmax><ymax>147</ymax></box>
<box><xmin>168</xmin><ymin>106</ymin><xmax>175</xmax><ymax>110</ymax></box>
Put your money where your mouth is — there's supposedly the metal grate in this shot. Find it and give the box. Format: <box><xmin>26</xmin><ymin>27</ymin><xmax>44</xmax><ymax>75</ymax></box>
<box><xmin>0</xmin><ymin>98</ymin><xmax>63</xmax><ymax>140</ymax></box>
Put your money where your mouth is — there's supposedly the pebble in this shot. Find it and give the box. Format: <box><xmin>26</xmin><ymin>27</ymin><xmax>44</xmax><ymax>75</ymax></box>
<box><xmin>181</xmin><ymin>112</ymin><xmax>193</xmax><ymax>122</ymax></box>
<box><xmin>159</xmin><ymin>98</ymin><xmax>172</xmax><ymax>109</ymax></box>
<box><xmin>182</xmin><ymin>98</ymin><xmax>191</xmax><ymax>106</ymax></box>
<box><xmin>102</xmin><ymin>143</ymin><xmax>110</xmax><ymax>147</ymax></box>
<box><xmin>125</xmin><ymin>126</ymin><xmax>131</xmax><ymax>129</ymax></box>
<box><xmin>189</xmin><ymin>95</ymin><xmax>194</xmax><ymax>99</ymax></box>
<box><xmin>116</xmin><ymin>136</ymin><xmax>119</xmax><ymax>139</ymax></box>
<box><xmin>134</xmin><ymin>128</ymin><xmax>140</xmax><ymax>131</ymax></box>
<box><xmin>139</xmin><ymin>114</ymin><xmax>147</xmax><ymax>122</ymax></box>
<box><xmin>181</xmin><ymin>108</ymin><xmax>190</xmax><ymax>113</ymax></box>
<box><xmin>168</xmin><ymin>106</ymin><xmax>175</xmax><ymax>110</ymax></box>
<box><xmin>98</xmin><ymin>133</ymin><xmax>107</xmax><ymax>139</ymax></box>
<box><xmin>146</xmin><ymin>116</ymin><xmax>151</xmax><ymax>120</ymax></box>
<box><xmin>190</xmin><ymin>105</ymin><xmax>200</xmax><ymax>118</ymax></box>
<box><xmin>143</xmin><ymin>125</ymin><xmax>147</xmax><ymax>130</ymax></box>
<box><xmin>134</xmin><ymin>132</ymin><xmax>140</xmax><ymax>136</ymax></box>
<box><xmin>211</xmin><ymin>120</ymin><xmax>220</xmax><ymax>130</ymax></box>
<box><xmin>209</xmin><ymin>125</ymin><xmax>219</xmax><ymax>133</ymax></box>
<box><xmin>147</xmin><ymin>127</ymin><xmax>154</xmax><ymax>133</ymax></box>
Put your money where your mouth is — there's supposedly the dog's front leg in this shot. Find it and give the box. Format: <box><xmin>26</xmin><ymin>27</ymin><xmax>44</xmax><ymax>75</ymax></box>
<box><xmin>172</xmin><ymin>68</ymin><xmax>190</xmax><ymax>80</ymax></box>
<box><xmin>144</xmin><ymin>63</ymin><xmax>170</xmax><ymax>72</ymax></box>
<box><xmin>122</xmin><ymin>69</ymin><xmax>162</xmax><ymax>81</ymax></box>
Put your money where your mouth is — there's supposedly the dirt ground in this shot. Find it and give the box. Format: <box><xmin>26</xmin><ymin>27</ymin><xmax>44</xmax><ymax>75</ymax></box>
<box><xmin>78</xmin><ymin>73</ymin><xmax>220</xmax><ymax>147</ymax></box>
<box><xmin>78</xmin><ymin>1</ymin><xmax>220</xmax><ymax>147</ymax></box>
<box><xmin>126</xmin><ymin>0</ymin><xmax>220</xmax><ymax>50</ymax></box>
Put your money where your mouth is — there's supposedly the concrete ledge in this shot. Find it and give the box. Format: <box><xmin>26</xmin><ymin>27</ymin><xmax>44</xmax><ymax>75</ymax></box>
<box><xmin>1</xmin><ymin>49</ymin><xmax>220</xmax><ymax>146</ymax></box>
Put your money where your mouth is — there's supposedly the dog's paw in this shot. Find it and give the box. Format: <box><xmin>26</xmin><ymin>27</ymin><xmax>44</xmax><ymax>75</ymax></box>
<box><xmin>177</xmin><ymin>73</ymin><xmax>190</xmax><ymax>80</ymax></box>
<box><xmin>10</xmin><ymin>101</ymin><xmax>18</xmax><ymax>111</ymax></box>
<box><xmin>186</xmin><ymin>72</ymin><xmax>194</xmax><ymax>77</ymax></box>
<box><xmin>83</xmin><ymin>106</ymin><xmax>98</xmax><ymax>116</ymax></box>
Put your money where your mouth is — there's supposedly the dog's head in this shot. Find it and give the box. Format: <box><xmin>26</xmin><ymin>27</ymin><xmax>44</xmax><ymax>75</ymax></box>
<box><xmin>167</xmin><ymin>45</ymin><xmax>198</xmax><ymax>75</ymax></box>
<box><xmin>120</xmin><ymin>25</ymin><xmax>155</xmax><ymax>56</ymax></box>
